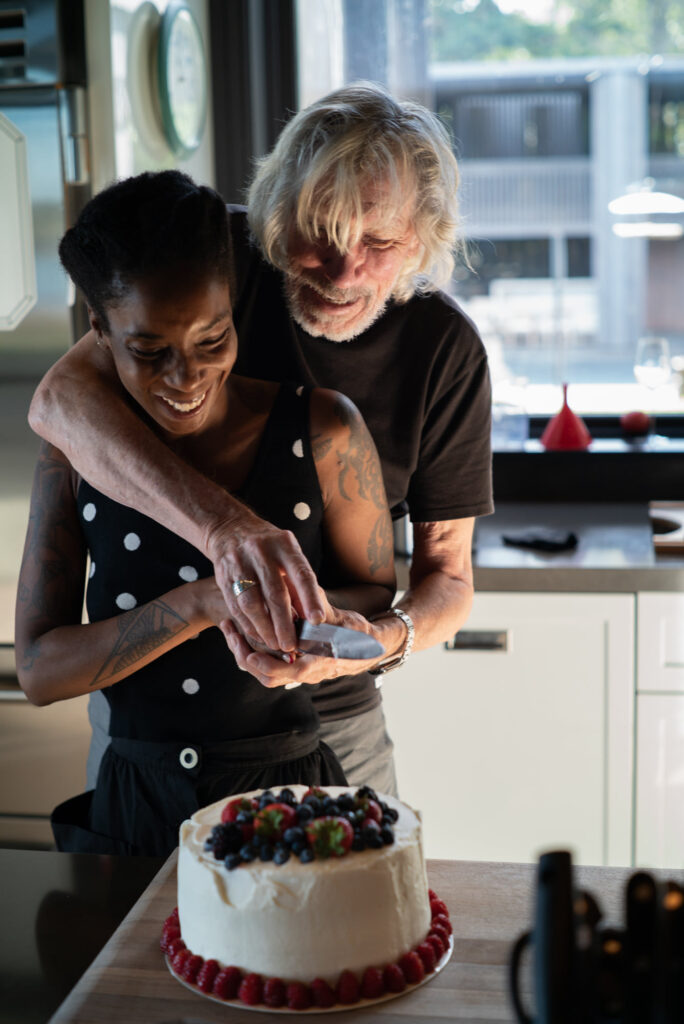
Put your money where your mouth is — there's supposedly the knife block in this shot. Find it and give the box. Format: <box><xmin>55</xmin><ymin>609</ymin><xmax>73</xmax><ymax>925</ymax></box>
<box><xmin>509</xmin><ymin>850</ymin><xmax>683</xmax><ymax>1023</ymax></box>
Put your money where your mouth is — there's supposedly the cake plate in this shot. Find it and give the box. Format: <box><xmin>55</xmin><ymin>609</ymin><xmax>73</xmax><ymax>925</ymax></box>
<box><xmin>166</xmin><ymin>935</ymin><xmax>453</xmax><ymax>1014</ymax></box>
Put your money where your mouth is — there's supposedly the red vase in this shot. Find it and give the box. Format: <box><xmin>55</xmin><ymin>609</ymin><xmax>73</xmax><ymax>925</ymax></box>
<box><xmin>540</xmin><ymin>384</ymin><xmax>592</xmax><ymax>451</ymax></box>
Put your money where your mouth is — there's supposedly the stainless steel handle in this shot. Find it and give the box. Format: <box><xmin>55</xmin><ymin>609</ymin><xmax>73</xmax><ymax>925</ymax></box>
<box><xmin>444</xmin><ymin>629</ymin><xmax>510</xmax><ymax>652</ymax></box>
<box><xmin>58</xmin><ymin>86</ymin><xmax>90</xmax><ymax>185</ymax></box>
<box><xmin>0</xmin><ymin>643</ymin><xmax>23</xmax><ymax>698</ymax></box>
<box><xmin>0</xmin><ymin>687</ymin><xmax>28</xmax><ymax>702</ymax></box>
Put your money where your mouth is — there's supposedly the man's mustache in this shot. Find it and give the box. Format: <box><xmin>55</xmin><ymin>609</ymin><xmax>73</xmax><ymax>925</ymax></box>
<box><xmin>290</xmin><ymin>272</ymin><xmax>370</xmax><ymax>305</ymax></box>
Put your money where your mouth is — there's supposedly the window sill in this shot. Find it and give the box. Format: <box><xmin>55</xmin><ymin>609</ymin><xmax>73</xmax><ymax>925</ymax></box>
<box><xmin>494</xmin><ymin>381</ymin><xmax>684</xmax><ymax>418</ymax></box>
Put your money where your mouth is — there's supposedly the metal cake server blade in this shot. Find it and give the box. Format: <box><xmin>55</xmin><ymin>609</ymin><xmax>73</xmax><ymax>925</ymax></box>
<box><xmin>295</xmin><ymin>620</ymin><xmax>385</xmax><ymax>660</ymax></box>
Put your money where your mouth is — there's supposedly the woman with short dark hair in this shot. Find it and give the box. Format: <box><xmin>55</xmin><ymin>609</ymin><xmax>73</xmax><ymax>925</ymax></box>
<box><xmin>14</xmin><ymin>170</ymin><xmax>395</xmax><ymax>857</ymax></box>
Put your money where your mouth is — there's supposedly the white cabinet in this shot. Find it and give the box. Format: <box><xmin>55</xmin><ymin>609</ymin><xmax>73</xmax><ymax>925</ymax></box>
<box><xmin>635</xmin><ymin>593</ymin><xmax>684</xmax><ymax>867</ymax></box>
<box><xmin>381</xmin><ymin>592</ymin><xmax>634</xmax><ymax>866</ymax></box>
<box><xmin>637</xmin><ymin>592</ymin><xmax>684</xmax><ymax>692</ymax></box>
<box><xmin>635</xmin><ymin>694</ymin><xmax>684</xmax><ymax>869</ymax></box>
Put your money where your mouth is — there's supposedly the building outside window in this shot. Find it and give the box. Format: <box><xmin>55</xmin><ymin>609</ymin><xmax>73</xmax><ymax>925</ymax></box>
<box><xmin>295</xmin><ymin>0</ymin><xmax>684</xmax><ymax>417</ymax></box>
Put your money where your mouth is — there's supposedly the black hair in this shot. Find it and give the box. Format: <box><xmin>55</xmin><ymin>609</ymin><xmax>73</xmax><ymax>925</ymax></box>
<box><xmin>59</xmin><ymin>170</ymin><xmax>231</xmax><ymax>331</ymax></box>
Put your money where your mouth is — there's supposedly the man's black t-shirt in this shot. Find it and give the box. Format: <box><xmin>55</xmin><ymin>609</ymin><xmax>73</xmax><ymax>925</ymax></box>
<box><xmin>227</xmin><ymin>208</ymin><xmax>494</xmax><ymax>718</ymax></box>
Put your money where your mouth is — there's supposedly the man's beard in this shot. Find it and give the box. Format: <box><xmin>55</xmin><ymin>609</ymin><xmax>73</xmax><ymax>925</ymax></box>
<box><xmin>283</xmin><ymin>271</ymin><xmax>389</xmax><ymax>343</ymax></box>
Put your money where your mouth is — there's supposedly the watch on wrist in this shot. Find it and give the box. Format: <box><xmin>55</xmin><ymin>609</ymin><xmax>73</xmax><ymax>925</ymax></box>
<box><xmin>368</xmin><ymin>607</ymin><xmax>415</xmax><ymax>676</ymax></box>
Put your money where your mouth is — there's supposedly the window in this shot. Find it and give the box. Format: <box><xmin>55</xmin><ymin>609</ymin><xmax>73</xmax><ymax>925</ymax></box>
<box><xmin>650</xmin><ymin>76</ymin><xmax>684</xmax><ymax>156</ymax></box>
<box><xmin>295</xmin><ymin>0</ymin><xmax>684</xmax><ymax>414</ymax></box>
<box><xmin>437</xmin><ymin>89</ymin><xmax>589</xmax><ymax>159</ymax></box>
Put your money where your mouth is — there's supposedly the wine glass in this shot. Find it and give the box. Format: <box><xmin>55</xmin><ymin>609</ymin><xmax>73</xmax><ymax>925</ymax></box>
<box><xmin>634</xmin><ymin>336</ymin><xmax>671</xmax><ymax>390</ymax></box>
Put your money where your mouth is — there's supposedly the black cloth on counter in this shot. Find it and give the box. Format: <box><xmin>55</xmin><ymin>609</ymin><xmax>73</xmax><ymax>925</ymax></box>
<box><xmin>501</xmin><ymin>527</ymin><xmax>579</xmax><ymax>553</ymax></box>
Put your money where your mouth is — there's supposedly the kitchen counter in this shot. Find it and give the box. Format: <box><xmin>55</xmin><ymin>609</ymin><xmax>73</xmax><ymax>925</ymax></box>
<box><xmin>397</xmin><ymin>503</ymin><xmax>684</xmax><ymax>593</ymax></box>
<box><xmin>41</xmin><ymin>849</ymin><xmax>678</xmax><ymax>1023</ymax></box>
<box><xmin>473</xmin><ymin>502</ymin><xmax>684</xmax><ymax>592</ymax></box>
<box><xmin>0</xmin><ymin>849</ymin><xmax>163</xmax><ymax>1024</ymax></box>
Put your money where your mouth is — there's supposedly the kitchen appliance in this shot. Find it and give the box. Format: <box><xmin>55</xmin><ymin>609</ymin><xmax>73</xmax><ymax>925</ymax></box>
<box><xmin>0</xmin><ymin>0</ymin><xmax>91</xmax><ymax>376</ymax></box>
<box><xmin>0</xmin><ymin>0</ymin><xmax>94</xmax><ymax>848</ymax></box>
<box><xmin>509</xmin><ymin>850</ymin><xmax>684</xmax><ymax>1023</ymax></box>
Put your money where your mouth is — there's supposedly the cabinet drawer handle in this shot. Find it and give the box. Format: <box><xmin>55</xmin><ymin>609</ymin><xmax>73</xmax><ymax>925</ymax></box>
<box><xmin>0</xmin><ymin>687</ymin><xmax>28</xmax><ymax>702</ymax></box>
<box><xmin>444</xmin><ymin>630</ymin><xmax>509</xmax><ymax>652</ymax></box>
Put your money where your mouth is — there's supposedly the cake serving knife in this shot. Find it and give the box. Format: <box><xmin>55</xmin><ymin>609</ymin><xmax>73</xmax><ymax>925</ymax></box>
<box><xmin>294</xmin><ymin>620</ymin><xmax>385</xmax><ymax>660</ymax></box>
<box><xmin>249</xmin><ymin>620</ymin><xmax>385</xmax><ymax>662</ymax></box>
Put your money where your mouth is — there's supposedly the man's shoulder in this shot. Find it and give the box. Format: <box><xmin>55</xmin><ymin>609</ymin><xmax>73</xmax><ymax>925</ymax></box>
<box><xmin>392</xmin><ymin>289</ymin><xmax>487</xmax><ymax>358</ymax></box>
<box><xmin>406</xmin><ymin>286</ymin><xmax>476</xmax><ymax>324</ymax></box>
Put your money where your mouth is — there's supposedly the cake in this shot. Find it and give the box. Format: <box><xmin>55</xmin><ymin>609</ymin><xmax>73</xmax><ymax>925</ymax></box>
<box><xmin>162</xmin><ymin>784</ymin><xmax>453</xmax><ymax>1009</ymax></box>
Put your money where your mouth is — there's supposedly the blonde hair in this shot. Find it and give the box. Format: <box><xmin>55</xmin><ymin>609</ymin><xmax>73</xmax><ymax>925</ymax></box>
<box><xmin>247</xmin><ymin>82</ymin><xmax>462</xmax><ymax>302</ymax></box>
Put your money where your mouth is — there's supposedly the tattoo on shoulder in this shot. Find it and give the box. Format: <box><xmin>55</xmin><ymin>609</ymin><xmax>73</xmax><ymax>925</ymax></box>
<box><xmin>367</xmin><ymin>513</ymin><xmax>393</xmax><ymax>574</ymax></box>
<box><xmin>332</xmin><ymin>398</ymin><xmax>386</xmax><ymax>510</ymax></box>
<box><xmin>311</xmin><ymin>432</ymin><xmax>333</xmax><ymax>462</ymax></box>
<box><xmin>90</xmin><ymin>600</ymin><xmax>189</xmax><ymax>687</ymax></box>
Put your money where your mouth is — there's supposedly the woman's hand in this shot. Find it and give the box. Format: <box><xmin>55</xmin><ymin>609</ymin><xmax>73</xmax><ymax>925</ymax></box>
<box><xmin>221</xmin><ymin>590</ymin><xmax>386</xmax><ymax>688</ymax></box>
<box><xmin>188</xmin><ymin>575</ymin><xmax>232</xmax><ymax>629</ymax></box>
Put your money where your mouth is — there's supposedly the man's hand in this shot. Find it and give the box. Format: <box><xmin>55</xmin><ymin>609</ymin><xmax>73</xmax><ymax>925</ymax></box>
<box><xmin>207</xmin><ymin>511</ymin><xmax>325</xmax><ymax>653</ymax></box>
<box><xmin>221</xmin><ymin>593</ymin><xmax>385</xmax><ymax>688</ymax></box>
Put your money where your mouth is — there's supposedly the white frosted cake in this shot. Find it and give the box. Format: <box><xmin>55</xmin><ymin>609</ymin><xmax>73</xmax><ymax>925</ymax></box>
<box><xmin>163</xmin><ymin>784</ymin><xmax>453</xmax><ymax>1009</ymax></box>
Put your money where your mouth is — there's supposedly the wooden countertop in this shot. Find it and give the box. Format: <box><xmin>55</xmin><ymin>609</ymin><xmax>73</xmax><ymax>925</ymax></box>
<box><xmin>48</xmin><ymin>854</ymin><xmax>642</xmax><ymax>1023</ymax></box>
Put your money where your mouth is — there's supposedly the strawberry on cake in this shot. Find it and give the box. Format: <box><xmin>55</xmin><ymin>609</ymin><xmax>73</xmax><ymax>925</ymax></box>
<box><xmin>162</xmin><ymin>784</ymin><xmax>453</xmax><ymax>1010</ymax></box>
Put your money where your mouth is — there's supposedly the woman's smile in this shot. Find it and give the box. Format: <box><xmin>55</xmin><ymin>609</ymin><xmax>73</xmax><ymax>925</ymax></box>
<box><xmin>157</xmin><ymin>390</ymin><xmax>209</xmax><ymax>415</ymax></box>
<box><xmin>99</xmin><ymin>272</ymin><xmax>236</xmax><ymax>439</ymax></box>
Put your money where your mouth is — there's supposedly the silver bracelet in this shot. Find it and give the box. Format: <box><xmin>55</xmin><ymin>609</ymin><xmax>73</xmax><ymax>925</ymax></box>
<box><xmin>368</xmin><ymin>607</ymin><xmax>415</xmax><ymax>675</ymax></box>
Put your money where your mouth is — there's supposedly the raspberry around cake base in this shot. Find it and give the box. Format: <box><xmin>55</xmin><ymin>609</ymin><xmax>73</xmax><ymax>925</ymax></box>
<box><xmin>162</xmin><ymin>888</ymin><xmax>454</xmax><ymax>1013</ymax></box>
<box><xmin>165</xmin><ymin>934</ymin><xmax>453</xmax><ymax>1014</ymax></box>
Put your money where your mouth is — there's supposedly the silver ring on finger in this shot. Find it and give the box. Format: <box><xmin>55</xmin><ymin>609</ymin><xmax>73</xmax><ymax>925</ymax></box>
<box><xmin>231</xmin><ymin>578</ymin><xmax>258</xmax><ymax>598</ymax></box>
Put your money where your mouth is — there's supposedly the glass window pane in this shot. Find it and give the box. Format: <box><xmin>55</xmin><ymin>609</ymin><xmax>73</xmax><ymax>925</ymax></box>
<box><xmin>295</xmin><ymin>0</ymin><xmax>684</xmax><ymax>415</ymax></box>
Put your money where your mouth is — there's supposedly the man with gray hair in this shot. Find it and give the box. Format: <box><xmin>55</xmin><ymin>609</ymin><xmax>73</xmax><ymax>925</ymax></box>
<box><xmin>29</xmin><ymin>82</ymin><xmax>493</xmax><ymax>795</ymax></box>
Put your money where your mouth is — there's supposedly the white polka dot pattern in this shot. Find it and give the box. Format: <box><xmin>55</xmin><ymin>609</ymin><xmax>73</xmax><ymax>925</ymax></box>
<box><xmin>293</xmin><ymin>502</ymin><xmax>311</xmax><ymax>521</ymax></box>
<box><xmin>182</xmin><ymin>678</ymin><xmax>200</xmax><ymax>695</ymax></box>
<box><xmin>178</xmin><ymin>565</ymin><xmax>198</xmax><ymax>582</ymax></box>
<box><xmin>115</xmin><ymin>592</ymin><xmax>137</xmax><ymax>610</ymax></box>
<box><xmin>292</xmin><ymin>438</ymin><xmax>304</xmax><ymax>458</ymax></box>
<box><xmin>83</xmin><ymin>502</ymin><xmax>96</xmax><ymax>521</ymax></box>
<box><xmin>124</xmin><ymin>532</ymin><xmax>141</xmax><ymax>551</ymax></box>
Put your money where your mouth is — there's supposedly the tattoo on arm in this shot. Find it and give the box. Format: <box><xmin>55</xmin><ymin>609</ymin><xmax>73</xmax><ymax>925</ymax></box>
<box><xmin>18</xmin><ymin>446</ymin><xmax>88</xmax><ymax>669</ymax></box>
<box><xmin>367</xmin><ymin>512</ymin><xmax>393</xmax><ymax>575</ymax></box>
<box><xmin>332</xmin><ymin>398</ymin><xmax>386</xmax><ymax>510</ymax></box>
<box><xmin>91</xmin><ymin>600</ymin><xmax>190</xmax><ymax>687</ymax></box>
